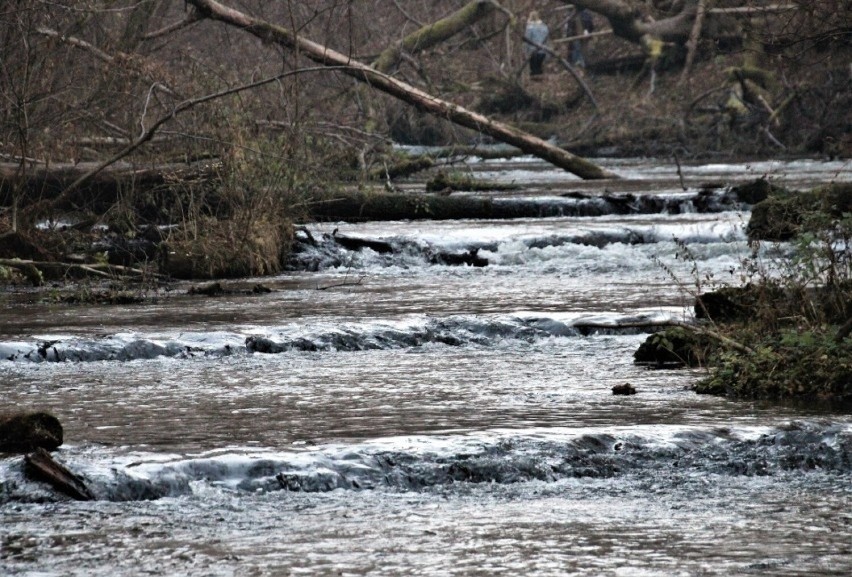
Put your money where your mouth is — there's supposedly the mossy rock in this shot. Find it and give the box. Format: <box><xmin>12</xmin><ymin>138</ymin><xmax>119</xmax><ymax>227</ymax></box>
<box><xmin>729</xmin><ymin>178</ymin><xmax>787</xmax><ymax>205</ymax></box>
<box><xmin>697</xmin><ymin>283</ymin><xmax>851</xmax><ymax>327</ymax></box>
<box><xmin>426</xmin><ymin>171</ymin><xmax>519</xmax><ymax>193</ymax></box>
<box><xmin>633</xmin><ymin>326</ymin><xmax>717</xmax><ymax>368</ymax></box>
<box><xmin>695</xmin><ymin>329</ymin><xmax>852</xmax><ymax>401</ymax></box>
<box><xmin>747</xmin><ymin>195</ymin><xmax>806</xmax><ymax>241</ymax></box>
<box><xmin>695</xmin><ymin>284</ymin><xmax>785</xmax><ymax>323</ymax></box>
<box><xmin>747</xmin><ymin>182</ymin><xmax>852</xmax><ymax>241</ymax></box>
<box><xmin>0</xmin><ymin>412</ymin><xmax>64</xmax><ymax>453</ymax></box>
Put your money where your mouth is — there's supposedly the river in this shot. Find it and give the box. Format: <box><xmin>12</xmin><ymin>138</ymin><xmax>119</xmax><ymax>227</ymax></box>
<box><xmin>1</xmin><ymin>157</ymin><xmax>851</xmax><ymax>576</ymax></box>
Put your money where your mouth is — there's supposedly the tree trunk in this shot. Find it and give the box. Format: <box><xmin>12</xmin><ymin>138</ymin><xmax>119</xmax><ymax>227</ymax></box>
<box><xmin>185</xmin><ymin>0</ymin><xmax>619</xmax><ymax>180</ymax></box>
<box><xmin>562</xmin><ymin>0</ymin><xmax>700</xmax><ymax>44</ymax></box>
<box><xmin>1</xmin><ymin>161</ymin><xmax>218</xmax><ymax>212</ymax></box>
<box><xmin>373</xmin><ymin>0</ymin><xmax>505</xmax><ymax>73</ymax></box>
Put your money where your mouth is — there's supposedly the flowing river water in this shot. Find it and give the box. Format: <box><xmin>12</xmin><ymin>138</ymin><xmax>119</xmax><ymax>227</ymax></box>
<box><xmin>1</xmin><ymin>157</ymin><xmax>851</xmax><ymax>575</ymax></box>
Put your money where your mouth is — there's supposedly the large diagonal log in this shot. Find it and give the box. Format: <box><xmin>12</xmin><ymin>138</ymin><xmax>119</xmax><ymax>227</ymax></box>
<box><xmin>185</xmin><ymin>0</ymin><xmax>619</xmax><ymax>180</ymax></box>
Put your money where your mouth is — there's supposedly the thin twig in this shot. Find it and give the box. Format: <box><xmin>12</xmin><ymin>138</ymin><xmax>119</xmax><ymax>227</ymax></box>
<box><xmin>316</xmin><ymin>277</ymin><xmax>366</xmax><ymax>291</ymax></box>
<box><xmin>142</xmin><ymin>12</ymin><xmax>203</xmax><ymax>40</ymax></box>
<box><xmin>674</xmin><ymin>152</ymin><xmax>687</xmax><ymax>191</ymax></box>
<box><xmin>35</xmin><ymin>26</ymin><xmax>177</xmax><ymax>97</ymax></box>
<box><xmin>552</xmin><ymin>29</ymin><xmax>613</xmax><ymax>44</ymax></box>
<box><xmin>522</xmin><ymin>37</ymin><xmax>599</xmax><ymax>110</ymax></box>
<box><xmin>709</xmin><ymin>4</ymin><xmax>797</xmax><ymax>14</ymax></box>
<box><xmin>390</xmin><ymin>0</ymin><xmax>425</xmax><ymax>27</ymax></box>
<box><xmin>36</xmin><ymin>26</ymin><xmax>114</xmax><ymax>63</ymax></box>
<box><xmin>30</xmin><ymin>66</ymin><xmax>351</xmax><ymax>215</ymax></box>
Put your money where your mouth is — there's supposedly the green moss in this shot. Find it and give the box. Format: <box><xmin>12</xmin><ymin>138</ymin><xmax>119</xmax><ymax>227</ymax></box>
<box><xmin>426</xmin><ymin>171</ymin><xmax>520</xmax><ymax>193</ymax></box>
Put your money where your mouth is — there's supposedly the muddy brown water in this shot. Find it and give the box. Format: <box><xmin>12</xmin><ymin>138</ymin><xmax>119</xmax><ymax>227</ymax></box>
<box><xmin>1</xmin><ymin>157</ymin><xmax>851</xmax><ymax>576</ymax></box>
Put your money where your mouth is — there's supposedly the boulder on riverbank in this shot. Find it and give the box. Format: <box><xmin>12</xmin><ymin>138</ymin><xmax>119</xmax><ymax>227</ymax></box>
<box><xmin>747</xmin><ymin>182</ymin><xmax>852</xmax><ymax>242</ymax></box>
<box><xmin>633</xmin><ymin>326</ymin><xmax>717</xmax><ymax>368</ymax></box>
<box><xmin>0</xmin><ymin>412</ymin><xmax>63</xmax><ymax>453</ymax></box>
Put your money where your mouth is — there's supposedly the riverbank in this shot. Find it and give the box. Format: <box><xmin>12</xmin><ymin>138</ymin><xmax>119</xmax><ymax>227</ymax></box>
<box><xmin>635</xmin><ymin>181</ymin><xmax>852</xmax><ymax>402</ymax></box>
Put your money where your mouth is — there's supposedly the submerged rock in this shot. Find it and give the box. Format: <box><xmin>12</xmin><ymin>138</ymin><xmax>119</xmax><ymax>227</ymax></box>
<box><xmin>0</xmin><ymin>412</ymin><xmax>63</xmax><ymax>453</ymax></box>
<box><xmin>612</xmin><ymin>383</ymin><xmax>637</xmax><ymax>395</ymax></box>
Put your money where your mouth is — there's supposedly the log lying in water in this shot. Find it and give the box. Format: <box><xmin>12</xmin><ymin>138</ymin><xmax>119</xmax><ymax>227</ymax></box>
<box><xmin>25</xmin><ymin>448</ymin><xmax>96</xmax><ymax>501</ymax></box>
<box><xmin>0</xmin><ymin>412</ymin><xmax>64</xmax><ymax>453</ymax></box>
<box><xmin>0</xmin><ymin>161</ymin><xmax>217</xmax><ymax>212</ymax></box>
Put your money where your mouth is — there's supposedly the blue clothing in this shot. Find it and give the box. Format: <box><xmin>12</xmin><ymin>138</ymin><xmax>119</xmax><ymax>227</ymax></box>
<box><xmin>524</xmin><ymin>20</ymin><xmax>549</xmax><ymax>56</ymax></box>
<box><xmin>524</xmin><ymin>19</ymin><xmax>549</xmax><ymax>75</ymax></box>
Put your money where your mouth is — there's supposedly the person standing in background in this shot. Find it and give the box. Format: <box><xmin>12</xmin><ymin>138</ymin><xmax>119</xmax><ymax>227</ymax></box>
<box><xmin>524</xmin><ymin>10</ymin><xmax>550</xmax><ymax>78</ymax></box>
<box><xmin>567</xmin><ymin>6</ymin><xmax>594</xmax><ymax>69</ymax></box>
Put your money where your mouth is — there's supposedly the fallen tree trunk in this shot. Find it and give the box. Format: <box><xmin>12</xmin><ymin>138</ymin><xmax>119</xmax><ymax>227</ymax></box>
<box><xmin>563</xmin><ymin>0</ymin><xmax>702</xmax><ymax>44</ymax></box>
<box><xmin>0</xmin><ymin>161</ymin><xmax>218</xmax><ymax>211</ymax></box>
<box><xmin>185</xmin><ymin>0</ymin><xmax>618</xmax><ymax>180</ymax></box>
<box><xmin>0</xmin><ymin>258</ymin><xmax>157</xmax><ymax>285</ymax></box>
<box><xmin>373</xmin><ymin>0</ymin><xmax>507</xmax><ymax>73</ymax></box>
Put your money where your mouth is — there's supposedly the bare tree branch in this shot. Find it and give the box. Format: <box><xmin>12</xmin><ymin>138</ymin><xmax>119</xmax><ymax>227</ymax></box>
<box><xmin>22</xmin><ymin>66</ymin><xmax>344</xmax><ymax>219</ymax></box>
<box><xmin>142</xmin><ymin>12</ymin><xmax>203</xmax><ymax>40</ymax></box>
<box><xmin>373</xmin><ymin>0</ymin><xmax>508</xmax><ymax>73</ymax></box>
<box><xmin>185</xmin><ymin>0</ymin><xmax>618</xmax><ymax>179</ymax></box>
<box><xmin>522</xmin><ymin>36</ymin><xmax>599</xmax><ymax>110</ymax></box>
<box><xmin>35</xmin><ymin>26</ymin><xmax>178</xmax><ymax>97</ymax></box>
<box><xmin>680</xmin><ymin>0</ymin><xmax>706</xmax><ymax>83</ymax></box>
<box><xmin>36</xmin><ymin>26</ymin><xmax>113</xmax><ymax>64</ymax></box>
<box><xmin>390</xmin><ymin>0</ymin><xmax>425</xmax><ymax>28</ymax></box>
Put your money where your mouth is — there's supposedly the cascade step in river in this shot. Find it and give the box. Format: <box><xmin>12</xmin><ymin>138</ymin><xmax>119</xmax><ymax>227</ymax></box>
<box><xmin>1</xmin><ymin>157</ymin><xmax>851</xmax><ymax>575</ymax></box>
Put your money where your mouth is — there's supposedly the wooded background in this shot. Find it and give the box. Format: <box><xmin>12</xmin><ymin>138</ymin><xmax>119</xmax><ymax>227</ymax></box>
<box><xmin>1</xmin><ymin>1</ymin><xmax>849</xmax><ymax>233</ymax></box>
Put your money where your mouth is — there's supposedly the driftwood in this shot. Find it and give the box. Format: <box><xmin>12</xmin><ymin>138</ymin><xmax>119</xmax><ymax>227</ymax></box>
<box><xmin>25</xmin><ymin>448</ymin><xmax>96</xmax><ymax>501</ymax></box>
<box><xmin>185</xmin><ymin>0</ymin><xmax>618</xmax><ymax>180</ymax></box>
<box><xmin>0</xmin><ymin>258</ymin><xmax>156</xmax><ymax>286</ymax></box>
<box><xmin>426</xmin><ymin>171</ymin><xmax>520</xmax><ymax>193</ymax></box>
